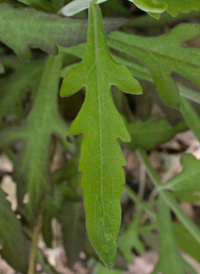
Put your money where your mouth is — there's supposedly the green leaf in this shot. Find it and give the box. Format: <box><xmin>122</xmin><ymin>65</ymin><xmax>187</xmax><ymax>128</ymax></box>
<box><xmin>117</xmin><ymin>210</ymin><xmax>145</xmax><ymax>263</ymax></box>
<box><xmin>0</xmin><ymin>53</ymin><xmax>74</xmax><ymax>218</ymax></box>
<box><xmin>17</xmin><ymin>0</ymin><xmax>57</xmax><ymax>12</ymax></box>
<box><xmin>60</xmin><ymin>2</ymin><xmax>142</xmax><ymax>268</ymax></box>
<box><xmin>127</xmin><ymin>118</ymin><xmax>187</xmax><ymax>151</ymax></box>
<box><xmin>172</xmin><ymin>189</ymin><xmax>200</xmax><ymax>203</ymax></box>
<box><xmin>108</xmin><ymin>24</ymin><xmax>200</xmax><ymax>108</ymax></box>
<box><xmin>159</xmin><ymin>0</ymin><xmax>200</xmax><ymax>17</ymax></box>
<box><xmin>0</xmin><ymin>56</ymin><xmax>44</xmax><ymax>129</ymax></box>
<box><xmin>0</xmin><ymin>188</ymin><xmax>28</xmax><ymax>273</ymax></box>
<box><xmin>0</xmin><ymin>3</ymin><xmax>127</xmax><ymax>60</ymax></box>
<box><xmin>164</xmin><ymin>154</ymin><xmax>200</xmax><ymax>192</ymax></box>
<box><xmin>138</xmin><ymin>148</ymin><xmax>200</xmax><ymax>248</ymax></box>
<box><xmin>152</xmin><ymin>197</ymin><xmax>197</xmax><ymax>274</ymax></box>
<box><xmin>173</xmin><ymin>223</ymin><xmax>200</xmax><ymax>263</ymax></box>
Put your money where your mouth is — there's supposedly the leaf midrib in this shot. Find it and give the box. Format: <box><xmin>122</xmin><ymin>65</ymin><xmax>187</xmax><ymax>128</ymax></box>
<box><xmin>93</xmin><ymin>4</ymin><xmax>109</xmax><ymax>257</ymax></box>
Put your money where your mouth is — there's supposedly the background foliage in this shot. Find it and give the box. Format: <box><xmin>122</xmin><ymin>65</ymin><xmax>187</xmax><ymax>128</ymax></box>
<box><xmin>0</xmin><ymin>0</ymin><xmax>200</xmax><ymax>273</ymax></box>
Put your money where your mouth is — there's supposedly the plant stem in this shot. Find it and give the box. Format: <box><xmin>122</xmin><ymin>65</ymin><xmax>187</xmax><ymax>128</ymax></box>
<box><xmin>137</xmin><ymin>147</ymin><xmax>200</xmax><ymax>245</ymax></box>
<box><xmin>28</xmin><ymin>207</ymin><xmax>43</xmax><ymax>274</ymax></box>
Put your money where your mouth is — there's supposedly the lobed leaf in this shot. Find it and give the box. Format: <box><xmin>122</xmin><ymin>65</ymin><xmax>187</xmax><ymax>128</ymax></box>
<box><xmin>60</xmin><ymin>1</ymin><xmax>142</xmax><ymax>268</ymax></box>
<box><xmin>0</xmin><ymin>3</ymin><xmax>127</xmax><ymax>60</ymax></box>
<box><xmin>108</xmin><ymin>24</ymin><xmax>200</xmax><ymax>108</ymax></box>
<box><xmin>0</xmin><ymin>188</ymin><xmax>28</xmax><ymax>273</ymax></box>
<box><xmin>0</xmin><ymin>53</ymin><xmax>74</xmax><ymax>218</ymax></box>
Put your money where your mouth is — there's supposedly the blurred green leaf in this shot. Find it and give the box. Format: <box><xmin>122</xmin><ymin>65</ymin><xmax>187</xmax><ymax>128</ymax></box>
<box><xmin>0</xmin><ymin>188</ymin><xmax>28</xmax><ymax>273</ymax></box>
<box><xmin>129</xmin><ymin>0</ymin><xmax>167</xmax><ymax>18</ymax></box>
<box><xmin>42</xmin><ymin>137</ymin><xmax>82</xmax><ymax>248</ymax></box>
<box><xmin>0</xmin><ymin>53</ymin><xmax>74</xmax><ymax>219</ymax></box>
<box><xmin>38</xmin><ymin>250</ymin><xmax>60</xmax><ymax>274</ymax></box>
<box><xmin>127</xmin><ymin>10</ymin><xmax>200</xmax><ymax>28</ymax></box>
<box><xmin>53</xmin><ymin>137</ymin><xmax>82</xmax><ymax>200</ymax></box>
<box><xmin>152</xmin><ymin>197</ymin><xmax>196</xmax><ymax>274</ymax></box>
<box><xmin>0</xmin><ymin>56</ymin><xmax>44</xmax><ymax>129</ymax></box>
<box><xmin>173</xmin><ymin>223</ymin><xmax>200</xmax><ymax>263</ymax></box>
<box><xmin>58</xmin><ymin>200</ymin><xmax>86</xmax><ymax>267</ymax></box>
<box><xmin>94</xmin><ymin>263</ymin><xmax>123</xmax><ymax>274</ymax></box>
<box><xmin>17</xmin><ymin>0</ymin><xmax>57</xmax><ymax>12</ymax></box>
<box><xmin>108</xmin><ymin>24</ymin><xmax>200</xmax><ymax>108</ymax></box>
<box><xmin>117</xmin><ymin>211</ymin><xmax>145</xmax><ymax>263</ymax></box>
<box><xmin>172</xmin><ymin>189</ymin><xmax>200</xmax><ymax>203</ymax></box>
<box><xmin>0</xmin><ymin>63</ymin><xmax>4</xmax><ymax>74</ymax></box>
<box><xmin>101</xmin><ymin>0</ymin><xmax>129</xmax><ymax>17</ymax></box>
<box><xmin>0</xmin><ymin>3</ymin><xmax>127</xmax><ymax>60</ymax></box>
<box><xmin>127</xmin><ymin>118</ymin><xmax>187</xmax><ymax>151</ymax></box>
<box><xmin>138</xmin><ymin>148</ymin><xmax>200</xmax><ymax>248</ymax></box>
<box><xmin>42</xmin><ymin>185</ymin><xmax>64</xmax><ymax>247</ymax></box>
<box><xmin>180</xmin><ymin>97</ymin><xmax>200</xmax><ymax>142</ymax></box>
<box><xmin>164</xmin><ymin>154</ymin><xmax>200</xmax><ymax>191</ymax></box>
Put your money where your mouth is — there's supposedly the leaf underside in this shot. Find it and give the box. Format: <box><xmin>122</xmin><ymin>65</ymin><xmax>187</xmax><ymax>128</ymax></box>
<box><xmin>60</xmin><ymin>2</ymin><xmax>142</xmax><ymax>268</ymax></box>
<box><xmin>0</xmin><ymin>3</ymin><xmax>127</xmax><ymax>60</ymax></box>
